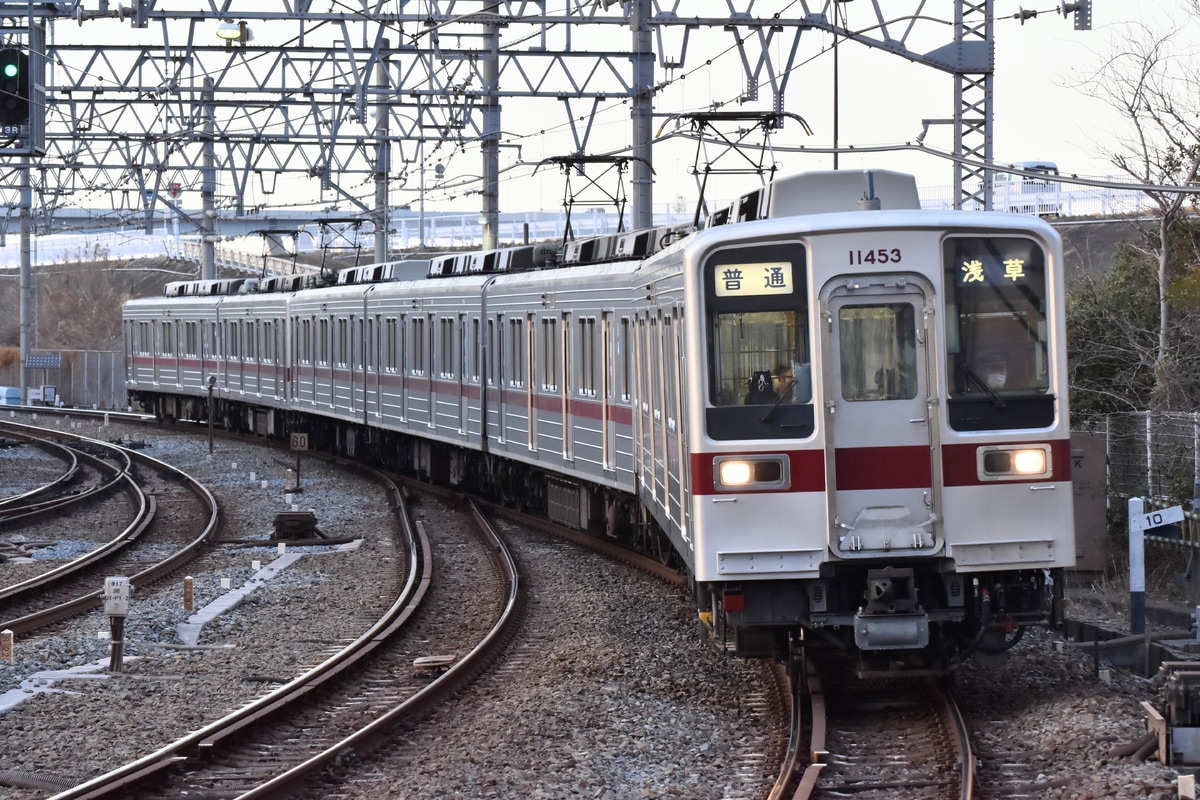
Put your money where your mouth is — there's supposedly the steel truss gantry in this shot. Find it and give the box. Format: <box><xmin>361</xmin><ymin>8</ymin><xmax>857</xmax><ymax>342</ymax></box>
<box><xmin>0</xmin><ymin>1</ymin><xmax>1091</xmax><ymax>261</ymax></box>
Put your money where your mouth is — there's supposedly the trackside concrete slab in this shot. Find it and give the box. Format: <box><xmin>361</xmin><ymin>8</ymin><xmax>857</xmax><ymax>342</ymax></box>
<box><xmin>0</xmin><ymin>658</ymin><xmax>140</xmax><ymax>714</ymax></box>
<box><xmin>175</xmin><ymin>552</ymin><xmax>305</xmax><ymax>645</ymax></box>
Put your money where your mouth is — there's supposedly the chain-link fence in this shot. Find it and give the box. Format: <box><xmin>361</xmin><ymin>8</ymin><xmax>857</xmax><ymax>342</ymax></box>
<box><xmin>0</xmin><ymin>350</ymin><xmax>126</xmax><ymax>410</ymax></box>
<box><xmin>1076</xmin><ymin>411</ymin><xmax>1200</xmax><ymax>502</ymax></box>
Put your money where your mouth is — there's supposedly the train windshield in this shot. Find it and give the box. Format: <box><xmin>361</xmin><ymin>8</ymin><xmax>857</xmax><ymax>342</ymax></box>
<box><xmin>943</xmin><ymin>236</ymin><xmax>1052</xmax><ymax>430</ymax></box>
<box><xmin>702</xmin><ymin>242</ymin><xmax>814</xmax><ymax>441</ymax></box>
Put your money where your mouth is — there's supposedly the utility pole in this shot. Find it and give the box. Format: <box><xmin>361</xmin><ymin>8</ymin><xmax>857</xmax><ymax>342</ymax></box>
<box><xmin>374</xmin><ymin>41</ymin><xmax>390</xmax><ymax>265</ymax></box>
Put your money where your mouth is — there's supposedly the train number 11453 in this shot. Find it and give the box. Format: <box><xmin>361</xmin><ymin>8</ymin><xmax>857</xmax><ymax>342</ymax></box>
<box><xmin>848</xmin><ymin>248</ymin><xmax>902</xmax><ymax>265</ymax></box>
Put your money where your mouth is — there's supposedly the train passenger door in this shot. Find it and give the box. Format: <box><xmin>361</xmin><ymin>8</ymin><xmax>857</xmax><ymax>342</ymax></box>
<box><xmin>820</xmin><ymin>275</ymin><xmax>941</xmax><ymax>557</ymax></box>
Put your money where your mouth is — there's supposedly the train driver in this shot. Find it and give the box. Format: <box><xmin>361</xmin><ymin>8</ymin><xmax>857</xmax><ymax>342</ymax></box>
<box><xmin>745</xmin><ymin>363</ymin><xmax>798</xmax><ymax>405</ymax></box>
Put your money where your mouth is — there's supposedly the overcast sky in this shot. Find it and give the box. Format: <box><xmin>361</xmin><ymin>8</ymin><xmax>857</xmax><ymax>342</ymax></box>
<box><xmin>464</xmin><ymin>2</ymin><xmax>1198</xmax><ymax>215</ymax></box>
<box><xmin>43</xmin><ymin>3</ymin><xmax>1195</xmax><ymax>216</ymax></box>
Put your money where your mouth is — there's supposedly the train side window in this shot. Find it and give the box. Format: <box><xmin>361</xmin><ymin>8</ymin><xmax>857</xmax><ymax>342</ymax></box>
<box><xmin>579</xmin><ymin>316</ymin><xmax>596</xmax><ymax>397</ymax></box>
<box><xmin>943</xmin><ymin>236</ymin><xmax>1053</xmax><ymax>430</ymax></box>
<box><xmin>509</xmin><ymin>317</ymin><xmax>525</xmax><ymax>388</ymax></box>
<box><xmin>246</xmin><ymin>320</ymin><xmax>257</xmax><ymax>362</ymax></box>
<box><xmin>337</xmin><ymin>318</ymin><xmax>349</xmax><ymax>367</ymax></box>
<box><xmin>663</xmin><ymin>313</ymin><xmax>677</xmax><ymax>423</ymax></box>
<box><xmin>561</xmin><ymin>312</ymin><xmax>571</xmax><ymax>397</ymax></box>
<box><xmin>620</xmin><ymin>317</ymin><xmax>632</xmax><ymax>402</ymax></box>
<box><xmin>487</xmin><ymin>317</ymin><xmax>498</xmax><ymax>386</ymax></box>
<box><xmin>228</xmin><ymin>321</ymin><xmax>240</xmax><ymax>361</ymax></box>
<box><xmin>411</xmin><ymin>316</ymin><xmax>425</xmax><ymax>375</ymax></box>
<box><xmin>440</xmin><ymin>317</ymin><xmax>455</xmax><ymax>379</ymax></box>
<box><xmin>357</xmin><ymin>317</ymin><xmax>365</xmax><ymax>370</ymax></box>
<box><xmin>364</xmin><ymin>318</ymin><xmax>372</xmax><ymax>371</ymax></box>
<box><xmin>541</xmin><ymin>316</ymin><xmax>558</xmax><ymax>392</ymax></box>
<box><xmin>470</xmin><ymin>317</ymin><xmax>480</xmax><ymax>382</ymax></box>
<box><xmin>385</xmin><ymin>318</ymin><xmax>398</xmax><ymax>372</ymax></box>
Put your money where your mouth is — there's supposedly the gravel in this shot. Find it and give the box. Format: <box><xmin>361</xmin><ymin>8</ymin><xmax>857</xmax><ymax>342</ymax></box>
<box><xmin>0</xmin><ymin>413</ymin><xmax>1193</xmax><ymax>799</ymax></box>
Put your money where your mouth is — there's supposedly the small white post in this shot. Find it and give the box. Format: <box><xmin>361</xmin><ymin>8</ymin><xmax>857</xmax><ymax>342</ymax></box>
<box><xmin>1130</xmin><ymin>497</ymin><xmax>1146</xmax><ymax>635</ymax></box>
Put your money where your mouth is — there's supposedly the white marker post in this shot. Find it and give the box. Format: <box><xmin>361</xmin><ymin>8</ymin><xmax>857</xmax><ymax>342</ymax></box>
<box><xmin>1130</xmin><ymin>497</ymin><xmax>1145</xmax><ymax>634</ymax></box>
<box><xmin>1129</xmin><ymin>499</ymin><xmax>1186</xmax><ymax>634</ymax></box>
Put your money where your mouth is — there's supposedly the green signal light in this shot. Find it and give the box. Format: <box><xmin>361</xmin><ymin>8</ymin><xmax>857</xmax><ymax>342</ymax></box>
<box><xmin>2</xmin><ymin>64</ymin><xmax>16</xmax><ymax>79</ymax></box>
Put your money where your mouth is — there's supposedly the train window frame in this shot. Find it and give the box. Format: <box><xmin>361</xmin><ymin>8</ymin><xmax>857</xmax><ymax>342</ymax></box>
<box><xmin>470</xmin><ymin>316</ymin><xmax>480</xmax><ymax>383</ymax></box>
<box><xmin>837</xmin><ymin>303</ymin><xmax>919</xmax><ymax>402</ymax></box>
<box><xmin>541</xmin><ymin>316</ymin><xmax>559</xmax><ymax>392</ymax></box>
<box><xmin>578</xmin><ymin>316</ymin><xmax>597</xmax><ymax>398</ymax></box>
<box><xmin>336</xmin><ymin>318</ymin><xmax>349</xmax><ymax>368</ymax></box>
<box><xmin>509</xmin><ymin>317</ymin><xmax>525</xmax><ymax>389</ymax></box>
<box><xmin>318</xmin><ymin>318</ymin><xmax>329</xmax><ymax>366</ymax></box>
<box><xmin>363</xmin><ymin>317</ymin><xmax>372</xmax><ymax>373</ymax></box>
<box><xmin>247</xmin><ymin>319</ymin><xmax>258</xmax><ymax>362</ymax></box>
<box><xmin>262</xmin><ymin>320</ymin><xmax>273</xmax><ymax>364</ymax></box>
<box><xmin>228</xmin><ymin>321</ymin><xmax>240</xmax><ymax>361</ymax></box>
<box><xmin>700</xmin><ymin>240</ymin><xmax>815</xmax><ymax>441</ymax></box>
<box><xmin>385</xmin><ymin>317</ymin><xmax>398</xmax><ymax>372</ymax></box>
<box><xmin>487</xmin><ymin>317</ymin><xmax>498</xmax><ymax>387</ymax></box>
<box><xmin>411</xmin><ymin>316</ymin><xmax>426</xmax><ymax>376</ymax></box>
<box><xmin>439</xmin><ymin>316</ymin><xmax>456</xmax><ymax>379</ymax></box>
<box><xmin>943</xmin><ymin>235</ymin><xmax>1055</xmax><ymax>431</ymax></box>
<box><xmin>619</xmin><ymin>316</ymin><xmax>632</xmax><ymax>402</ymax></box>
<box><xmin>561</xmin><ymin>311</ymin><xmax>571</xmax><ymax>399</ymax></box>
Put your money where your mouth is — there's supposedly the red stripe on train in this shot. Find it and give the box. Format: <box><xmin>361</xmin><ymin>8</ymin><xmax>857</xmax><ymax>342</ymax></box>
<box><xmin>690</xmin><ymin>439</ymin><xmax>1072</xmax><ymax>495</ymax></box>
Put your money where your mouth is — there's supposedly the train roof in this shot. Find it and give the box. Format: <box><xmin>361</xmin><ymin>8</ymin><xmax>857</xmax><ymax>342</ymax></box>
<box><xmin>148</xmin><ymin>170</ymin><xmax>937</xmax><ymax>300</ymax></box>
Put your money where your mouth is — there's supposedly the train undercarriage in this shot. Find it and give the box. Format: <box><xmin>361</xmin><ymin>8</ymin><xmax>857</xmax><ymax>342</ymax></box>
<box><xmin>133</xmin><ymin>388</ymin><xmax>1065</xmax><ymax>674</ymax></box>
<box><xmin>703</xmin><ymin>563</ymin><xmax>1064</xmax><ymax>675</ymax></box>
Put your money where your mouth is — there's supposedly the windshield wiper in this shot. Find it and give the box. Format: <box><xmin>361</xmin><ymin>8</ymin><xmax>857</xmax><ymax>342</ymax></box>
<box><xmin>760</xmin><ymin>378</ymin><xmax>796</xmax><ymax>423</ymax></box>
<box><xmin>957</xmin><ymin>362</ymin><xmax>1006</xmax><ymax>409</ymax></box>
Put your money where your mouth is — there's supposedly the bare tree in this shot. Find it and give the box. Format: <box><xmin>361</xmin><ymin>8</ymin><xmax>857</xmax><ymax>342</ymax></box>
<box><xmin>1076</xmin><ymin>13</ymin><xmax>1200</xmax><ymax>401</ymax></box>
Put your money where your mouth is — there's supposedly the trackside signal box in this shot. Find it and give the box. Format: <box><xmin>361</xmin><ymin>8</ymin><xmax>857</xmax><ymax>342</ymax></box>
<box><xmin>104</xmin><ymin>577</ymin><xmax>131</xmax><ymax>617</ymax></box>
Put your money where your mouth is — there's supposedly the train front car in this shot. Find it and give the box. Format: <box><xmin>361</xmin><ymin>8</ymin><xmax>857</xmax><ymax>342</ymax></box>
<box><xmin>686</xmin><ymin>171</ymin><xmax>1073</xmax><ymax>673</ymax></box>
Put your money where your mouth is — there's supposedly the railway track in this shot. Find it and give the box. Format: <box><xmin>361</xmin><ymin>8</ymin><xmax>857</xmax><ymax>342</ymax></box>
<box><xmin>0</xmin><ymin>420</ymin><xmax>218</xmax><ymax>635</ymax></box>
<box><xmin>47</xmin><ymin>487</ymin><xmax>519</xmax><ymax>800</ymax></box>
<box><xmin>0</xmin><ymin>427</ymin><xmax>82</xmax><ymax>514</ymax></box>
<box><xmin>0</xmin><ymin>425</ymin><xmax>127</xmax><ymax>526</ymax></box>
<box><xmin>771</xmin><ymin>659</ymin><xmax>973</xmax><ymax>800</ymax></box>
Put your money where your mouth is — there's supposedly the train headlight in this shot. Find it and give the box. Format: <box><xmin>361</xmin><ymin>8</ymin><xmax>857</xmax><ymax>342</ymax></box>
<box><xmin>713</xmin><ymin>455</ymin><xmax>790</xmax><ymax>492</ymax></box>
<box><xmin>978</xmin><ymin>445</ymin><xmax>1051</xmax><ymax>480</ymax></box>
<box><xmin>718</xmin><ymin>460</ymin><xmax>753</xmax><ymax>486</ymax></box>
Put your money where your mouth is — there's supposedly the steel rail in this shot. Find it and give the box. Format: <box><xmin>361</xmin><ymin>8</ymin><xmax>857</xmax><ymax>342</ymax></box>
<box><xmin>0</xmin><ymin>434</ymin><xmax>218</xmax><ymax>635</ymax></box>
<box><xmin>789</xmin><ymin>670</ymin><xmax>970</xmax><ymax>800</ymax></box>
<box><xmin>0</xmin><ymin>432</ymin><xmax>149</xmax><ymax>607</ymax></box>
<box><xmin>237</xmin><ymin>494</ymin><xmax>524</xmax><ymax>800</ymax></box>
<box><xmin>46</xmin><ymin>470</ymin><xmax>424</xmax><ymax>800</ymax></box>
<box><xmin>473</xmin><ymin>496</ymin><xmax>686</xmax><ymax>587</ymax></box>
<box><xmin>0</xmin><ymin>427</ymin><xmax>80</xmax><ymax>509</ymax></box>
<box><xmin>945</xmin><ymin>687</ymin><xmax>976</xmax><ymax>800</ymax></box>
<box><xmin>0</xmin><ymin>424</ymin><xmax>127</xmax><ymax>522</ymax></box>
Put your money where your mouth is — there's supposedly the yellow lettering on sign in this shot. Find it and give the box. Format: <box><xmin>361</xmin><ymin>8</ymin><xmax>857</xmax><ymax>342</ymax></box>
<box><xmin>714</xmin><ymin>262</ymin><xmax>793</xmax><ymax>297</ymax></box>
<box><xmin>1003</xmin><ymin>258</ymin><xmax>1026</xmax><ymax>281</ymax></box>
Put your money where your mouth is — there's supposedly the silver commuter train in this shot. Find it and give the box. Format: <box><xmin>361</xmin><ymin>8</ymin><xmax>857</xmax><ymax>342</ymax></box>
<box><xmin>124</xmin><ymin>169</ymin><xmax>1074</xmax><ymax>671</ymax></box>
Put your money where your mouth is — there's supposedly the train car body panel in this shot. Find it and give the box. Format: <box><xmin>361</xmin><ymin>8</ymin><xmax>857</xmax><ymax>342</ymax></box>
<box><xmin>124</xmin><ymin>168</ymin><xmax>1075</xmax><ymax>671</ymax></box>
